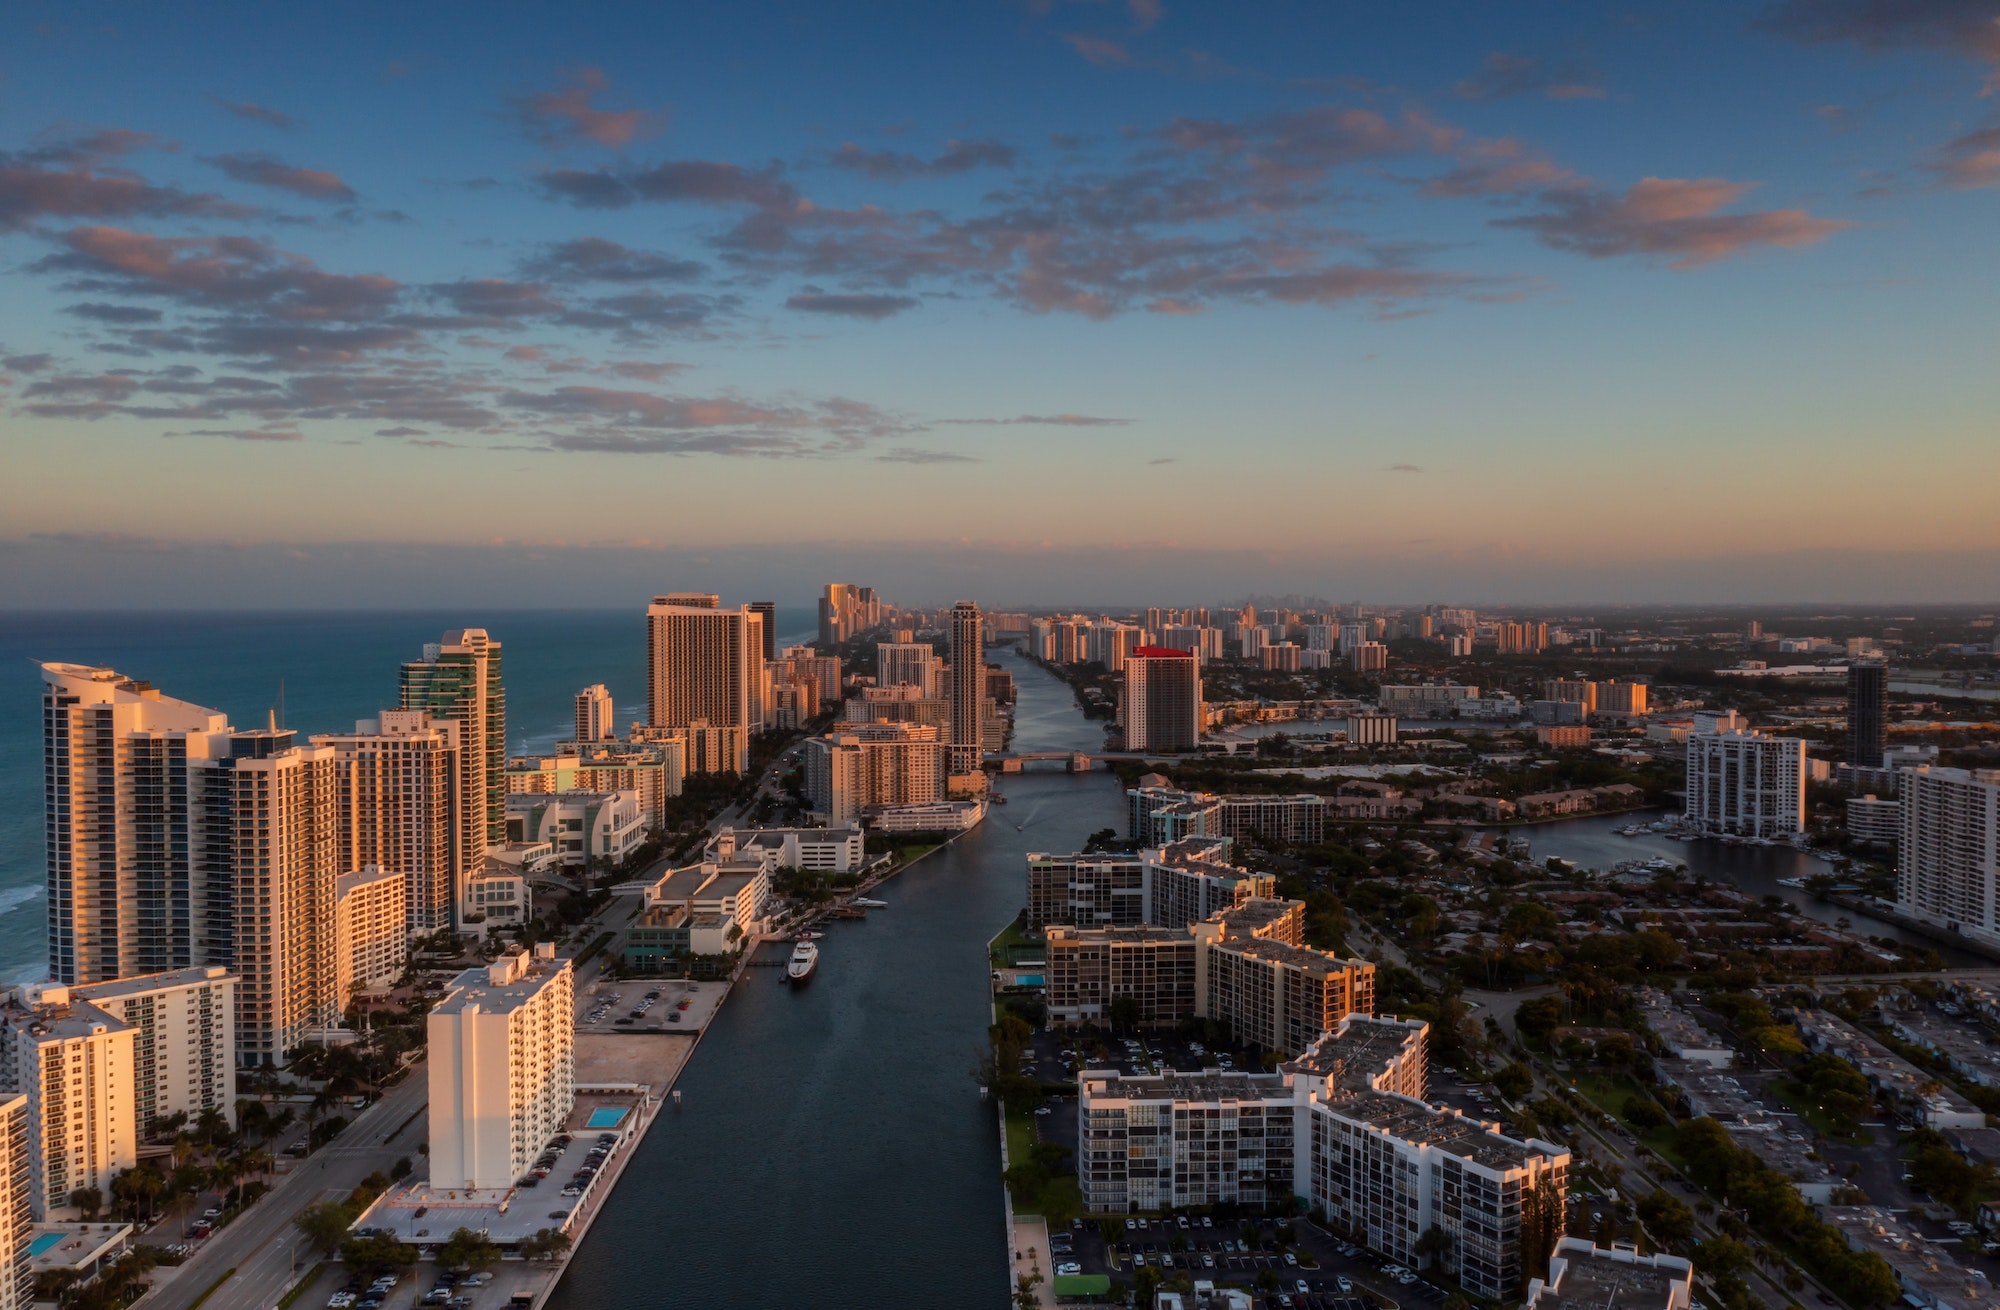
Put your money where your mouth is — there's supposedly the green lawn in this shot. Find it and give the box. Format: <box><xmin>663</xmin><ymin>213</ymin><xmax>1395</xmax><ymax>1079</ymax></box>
<box><xmin>989</xmin><ymin>914</ymin><xmax>1037</xmax><ymax>968</ymax></box>
<box><xmin>1003</xmin><ymin>1102</ymin><xmax>1082</xmax><ymax>1221</ymax></box>
<box><xmin>1768</xmin><ymin>1079</ymin><xmax>1869</xmax><ymax>1144</ymax></box>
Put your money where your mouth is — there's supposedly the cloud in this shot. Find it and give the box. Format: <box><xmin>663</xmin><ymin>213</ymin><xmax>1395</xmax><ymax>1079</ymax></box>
<box><xmin>1455</xmin><ymin>52</ymin><xmax>1606</xmax><ymax>101</ymax></box>
<box><xmin>511</xmin><ymin>67</ymin><xmax>665</xmax><ymax>150</ymax></box>
<box><xmin>1927</xmin><ymin>124</ymin><xmax>2000</xmax><ymax>188</ymax></box>
<box><xmin>1064</xmin><ymin>34</ymin><xmax>1131</xmax><ymax>66</ymax></box>
<box><xmin>604</xmin><ymin>360</ymin><xmax>692</xmax><ymax>382</ymax></box>
<box><xmin>874</xmin><ymin>447</ymin><xmax>979</xmax><ymax>464</ymax></box>
<box><xmin>938</xmin><ymin>413</ymin><xmax>1133</xmax><ymax>427</ymax></box>
<box><xmin>828</xmin><ymin>138</ymin><xmax>1017</xmax><ymax>181</ymax></box>
<box><xmin>204</xmin><ymin>152</ymin><xmax>356</xmax><ymax>202</ymax></box>
<box><xmin>0</xmin><ymin>133</ymin><xmax>250</xmax><ymax>231</ymax></box>
<box><xmin>1147</xmin><ymin>457</ymin><xmax>1176</xmax><ymax>465</ymax></box>
<box><xmin>36</xmin><ymin>226</ymin><xmax>403</xmax><ymax>319</ymax></box>
<box><xmin>164</xmin><ymin>426</ymin><xmax>303</xmax><ymax>441</ymax></box>
<box><xmin>1758</xmin><ymin>0</ymin><xmax>2000</xmax><ymax>70</ymax></box>
<box><xmin>373</xmin><ymin>426</ymin><xmax>428</xmax><ymax>437</ymax></box>
<box><xmin>784</xmin><ymin>289</ymin><xmax>920</xmax><ymax>319</ymax></box>
<box><xmin>1493</xmin><ymin>177</ymin><xmax>1850</xmax><ymax>266</ymax></box>
<box><xmin>212</xmin><ymin>99</ymin><xmax>294</xmax><ymax>129</ymax></box>
<box><xmin>3</xmin><ymin>353</ymin><xmax>55</xmax><ymax>373</ymax></box>
<box><xmin>1388</xmin><ymin>462</ymin><xmax>1423</xmax><ymax>473</ymax></box>
<box><xmin>519</xmin><ymin>236</ymin><xmax>703</xmax><ymax>282</ymax></box>
<box><xmin>1128</xmin><ymin>0</ymin><xmax>1163</xmax><ymax>30</ymax></box>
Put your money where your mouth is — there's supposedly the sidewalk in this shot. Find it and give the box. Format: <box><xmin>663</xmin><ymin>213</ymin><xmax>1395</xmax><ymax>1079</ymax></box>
<box><xmin>1011</xmin><ymin>1216</ymin><xmax>1057</xmax><ymax>1308</ymax></box>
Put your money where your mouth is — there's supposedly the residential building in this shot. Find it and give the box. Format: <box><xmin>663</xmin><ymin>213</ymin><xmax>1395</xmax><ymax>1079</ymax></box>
<box><xmin>1193</xmin><ymin>905</ymin><xmax>1376</xmax><ymax>1054</ymax></box>
<box><xmin>0</xmin><ymin>984</ymin><xmax>137</xmax><ymax>1219</ymax></box>
<box><xmin>1218</xmin><ymin>794</ymin><xmax>1328</xmax><ymax>845</ymax></box>
<box><xmin>426</xmin><ymin>945</ymin><xmax>574</xmax><ymax>1192</ymax></box>
<box><xmin>1044</xmin><ymin>925</ymin><xmax>1197</xmax><ymax>1027</ymax></box>
<box><xmin>70</xmin><ymin>967</ymin><xmax>235</xmax><ymax>1134</ymax></box>
<box><xmin>1542</xmin><ymin>681</ymin><xmax>1597</xmax><ymax>714</ymax></box>
<box><xmin>314</xmin><ymin>710</ymin><xmax>462</xmax><ymax>933</ymax></box>
<box><xmin>1896</xmin><ymin>768</ymin><xmax>2000</xmax><ymax>946</ymax></box>
<box><xmin>226</xmin><ymin>731</ymin><xmax>341</xmax><ymax>1066</ymax></box>
<box><xmin>1447</xmin><ymin>634</ymin><xmax>1474</xmax><ymax>657</ymax></box>
<box><xmin>804</xmin><ymin>723</ymin><xmax>945</xmax><ymax>825</ymax></box>
<box><xmin>1352</xmin><ymin>642</ymin><xmax>1388</xmax><ymax>674</ymax></box>
<box><xmin>1377</xmin><ymin>684</ymin><xmax>1478</xmax><ymax>715</ymax></box>
<box><xmin>1289</xmin><ymin>1017</ymin><xmax>1569</xmax><ymax>1300</ymax></box>
<box><xmin>1027</xmin><ymin>839</ymin><xmax>1274</xmax><ymax>931</ymax></box>
<box><xmin>1823</xmin><ymin>1207</ymin><xmax>1991</xmax><ymax>1310</ymax></box>
<box><xmin>503</xmin><ymin>791</ymin><xmax>647</xmax><ymax>871</ymax></box>
<box><xmin>1078</xmin><ymin>1067</ymin><xmax>1298</xmax><ymax>1213</ymax></box>
<box><xmin>39</xmin><ymin>664</ymin><xmax>234</xmax><ymax>984</ymax></box>
<box><xmin>1848</xmin><ymin>661</ymin><xmax>1888</xmax><ymax>769</ymax></box>
<box><xmin>462</xmin><ymin>866</ymin><xmax>528</xmax><ymax>931</ymax></box>
<box><xmin>1596</xmin><ymin>680</ymin><xmax>1649</xmax><ymax>716</ymax></box>
<box><xmin>1121</xmin><ymin>647</ymin><xmax>1203</xmax><ymax>752</ymax></box>
<box><xmin>1685</xmin><ymin>728</ymin><xmax>1806</xmax><ymax>838</ymax></box>
<box><xmin>818</xmin><ymin>583</ymin><xmax>882</xmax><ymax>645</ymax></box>
<box><xmin>1530</xmin><ymin>700</ymin><xmax>1587</xmax><ymax>726</ymax></box>
<box><xmin>399</xmin><ymin>629</ymin><xmax>506</xmax><ymax>856</ymax></box>
<box><xmin>1346</xmin><ymin>713</ymin><xmax>1398</xmax><ymax>745</ymax></box>
<box><xmin>706</xmin><ymin>825</ymin><xmax>867</xmax><ymax>874</ymax></box>
<box><xmin>681</xmin><ymin>720</ymin><xmax>749</xmax><ymax>777</ymax></box>
<box><xmin>624</xmin><ymin>861</ymin><xmax>771</xmax><ymax>966</ymax></box>
<box><xmin>1536</xmin><ymin>726</ymin><xmax>1593</xmax><ymax>748</ymax></box>
<box><xmin>877</xmin><ymin>643</ymin><xmax>942</xmax><ymax>697</ymax></box>
<box><xmin>841</xmin><ymin>684</ymin><xmax>948</xmax><ymax>730</ymax></box>
<box><xmin>1526</xmin><ymin>1239</ymin><xmax>1694</xmax><ymax>1310</ymax></box>
<box><xmin>774</xmin><ymin>646</ymin><xmax>842</xmax><ymax>703</ymax></box>
<box><xmin>334</xmin><ymin>868</ymin><xmax>408</xmax><ymax>1002</ymax></box>
<box><xmin>1847</xmin><ymin>794</ymin><xmax>1900</xmax><ymax>849</ymax></box>
<box><xmin>948</xmin><ymin>601</ymin><xmax>984</xmax><ymax>775</ymax></box>
<box><xmin>748</xmin><ymin>601</ymin><xmax>777</xmax><ymax>661</ymax></box>
<box><xmin>0</xmin><ymin>1095</ymin><xmax>26</xmax><ymax>1310</ymax></box>
<box><xmin>505</xmin><ymin>739</ymin><xmax>684</xmax><ymax>829</ymax></box>
<box><xmin>574</xmin><ymin>685</ymin><xmax>615</xmax><ymax>743</ymax></box>
<box><xmin>865</xmin><ymin>800</ymin><xmax>986</xmax><ymax>833</ymax></box>
<box><xmin>645</xmin><ymin>593</ymin><xmax>761</xmax><ymax>746</ymax></box>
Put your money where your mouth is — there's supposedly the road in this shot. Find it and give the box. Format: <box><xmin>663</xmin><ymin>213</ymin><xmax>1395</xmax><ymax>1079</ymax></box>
<box><xmin>136</xmin><ymin>1069</ymin><xmax>432</xmax><ymax>1310</ymax></box>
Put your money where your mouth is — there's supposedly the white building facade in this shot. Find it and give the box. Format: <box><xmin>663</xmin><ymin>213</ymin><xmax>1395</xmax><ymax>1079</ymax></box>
<box><xmin>71</xmin><ymin>967</ymin><xmax>235</xmax><ymax>1133</ymax></box>
<box><xmin>1684</xmin><ymin>729</ymin><xmax>1806</xmax><ymax>838</ymax></box>
<box><xmin>426</xmin><ymin>946</ymin><xmax>575</xmax><ymax>1192</ymax></box>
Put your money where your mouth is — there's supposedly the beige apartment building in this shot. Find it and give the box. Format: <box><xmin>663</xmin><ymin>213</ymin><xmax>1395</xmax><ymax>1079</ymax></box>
<box><xmin>0</xmin><ymin>984</ymin><xmax>137</xmax><ymax>1219</ymax></box>
<box><xmin>804</xmin><ymin>723</ymin><xmax>945</xmax><ymax>825</ymax></box>
<box><xmin>335</xmin><ymin>867</ymin><xmax>409</xmax><ymax>1002</ymax></box>
<box><xmin>0</xmin><ymin>1094</ymin><xmax>29</xmax><ymax>1310</ymax></box>
<box><xmin>314</xmin><ymin>710</ymin><xmax>462</xmax><ymax>933</ymax></box>
<box><xmin>72</xmin><ymin>966</ymin><xmax>236</xmax><ymax>1134</ymax></box>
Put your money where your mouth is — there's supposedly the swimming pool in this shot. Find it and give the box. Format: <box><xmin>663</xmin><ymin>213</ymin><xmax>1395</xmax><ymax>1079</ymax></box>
<box><xmin>585</xmin><ymin>1107</ymin><xmax>628</xmax><ymax>1129</ymax></box>
<box><xmin>1015</xmin><ymin>974</ymin><xmax>1045</xmax><ymax>986</ymax></box>
<box><xmin>26</xmin><ymin>1233</ymin><xmax>63</xmax><ymax>1258</ymax></box>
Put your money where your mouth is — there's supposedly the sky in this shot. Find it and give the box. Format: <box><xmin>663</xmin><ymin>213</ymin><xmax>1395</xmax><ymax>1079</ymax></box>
<box><xmin>2</xmin><ymin>0</ymin><xmax>1998</xmax><ymax>607</ymax></box>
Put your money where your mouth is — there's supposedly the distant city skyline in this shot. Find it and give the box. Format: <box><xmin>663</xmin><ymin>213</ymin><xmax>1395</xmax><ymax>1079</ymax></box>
<box><xmin>3</xmin><ymin>3</ymin><xmax>1999</xmax><ymax>605</ymax></box>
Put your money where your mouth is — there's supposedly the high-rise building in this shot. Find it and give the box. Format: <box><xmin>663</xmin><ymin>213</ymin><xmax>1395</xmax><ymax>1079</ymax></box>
<box><xmin>40</xmin><ymin>664</ymin><xmax>236</xmax><ymax>984</ymax></box>
<box><xmin>803</xmin><ymin>724</ymin><xmax>945</xmax><ymax>825</ymax></box>
<box><xmin>818</xmin><ymin>584</ymin><xmax>882</xmax><ymax>645</ymax></box>
<box><xmin>1848</xmin><ymin>660</ymin><xmax>1887</xmax><ymax>769</ymax></box>
<box><xmin>71</xmin><ymin>966</ymin><xmax>236</xmax><ymax>1134</ymax></box>
<box><xmin>574</xmin><ymin>684</ymin><xmax>615</xmax><ymax>743</ymax></box>
<box><xmin>748</xmin><ymin>601</ymin><xmax>777</xmax><ymax>661</ymax></box>
<box><xmin>314</xmin><ymin>711</ymin><xmax>461</xmax><ymax>933</ymax></box>
<box><xmin>0</xmin><ymin>1094</ymin><xmax>29</xmax><ymax>1310</ymax></box>
<box><xmin>1595</xmin><ymin>680</ymin><xmax>1649</xmax><ymax>716</ymax></box>
<box><xmin>400</xmin><ymin>629</ymin><xmax>506</xmax><ymax>856</ymax></box>
<box><xmin>646</xmin><ymin>595</ymin><xmax>758</xmax><ymax>770</ymax></box>
<box><xmin>427</xmin><ymin>945</ymin><xmax>574</xmax><ymax>1191</ymax></box>
<box><xmin>876</xmin><ymin>643</ymin><xmax>942</xmax><ymax>698</ymax></box>
<box><xmin>1896</xmin><ymin>767</ymin><xmax>2000</xmax><ymax>946</ymax></box>
<box><xmin>1685</xmin><ymin>727</ymin><xmax>1806</xmax><ymax>838</ymax></box>
<box><xmin>227</xmin><ymin>730</ymin><xmax>341</xmax><ymax>1065</ymax></box>
<box><xmin>1542</xmin><ymin>680</ymin><xmax>1597</xmax><ymax>714</ymax></box>
<box><xmin>1352</xmin><ymin>642</ymin><xmax>1388</xmax><ymax>674</ymax></box>
<box><xmin>947</xmin><ymin>601</ymin><xmax>984</xmax><ymax>775</ymax></box>
<box><xmin>334</xmin><ymin>868</ymin><xmax>409</xmax><ymax>1003</ymax></box>
<box><xmin>1119</xmin><ymin>647</ymin><xmax>1202</xmax><ymax>752</ymax></box>
<box><xmin>0</xmin><ymin>983</ymin><xmax>137</xmax><ymax>1219</ymax></box>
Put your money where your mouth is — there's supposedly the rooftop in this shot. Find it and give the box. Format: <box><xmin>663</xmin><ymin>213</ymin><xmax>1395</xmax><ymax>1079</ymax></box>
<box><xmin>432</xmin><ymin>947</ymin><xmax>568</xmax><ymax>1016</ymax></box>
<box><xmin>1082</xmin><ymin>1068</ymin><xmax>1292</xmax><ymax>1106</ymax></box>
<box><xmin>71</xmin><ymin>966</ymin><xmax>232</xmax><ymax>1000</ymax></box>
<box><xmin>1532</xmin><ymin>1240</ymin><xmax>1692</xmax><ymax>1310</ymax></box>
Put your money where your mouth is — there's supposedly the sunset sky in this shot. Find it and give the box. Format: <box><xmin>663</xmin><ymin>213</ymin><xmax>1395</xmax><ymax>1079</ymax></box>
<box><xmin>3</xmin><ymin>1</ymin><xmax>1998</xmax><ymax>606</ymax></box>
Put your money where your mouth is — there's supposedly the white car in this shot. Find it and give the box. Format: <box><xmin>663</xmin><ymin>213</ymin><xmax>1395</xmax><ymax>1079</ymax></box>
<box><xmin>1056</xmin><ymin>1262</ymin><xmax>1081</xmax><ymax>1276</ymax></box>
<box><xmin>1337</xmin><ymin>1277</ymin><xmax>1353</xmax><ymax>1293</ymax></box>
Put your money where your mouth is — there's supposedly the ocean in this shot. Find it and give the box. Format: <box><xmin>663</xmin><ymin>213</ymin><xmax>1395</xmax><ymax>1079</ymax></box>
<box><xmin>0</xmin><ymin>608</ymin><xmax>817</xmax><ymax>983</ymax></box>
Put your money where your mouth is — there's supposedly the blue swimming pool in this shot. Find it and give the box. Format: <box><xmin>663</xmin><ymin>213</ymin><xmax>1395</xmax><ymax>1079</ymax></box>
<box><xmin>1015</xmin><ymin>974</ymin><xmax>1045</xmax><ymax>986</ymax></box>
<box><xmin>26</xmin><ymin>1233</ymin><xmax>63</xmax><ymax>1258</ymax></box>
<box><xmin>585</xmin><ymin>1107</ymin><xmax>628</xmax><ymax>1129</ymax></box>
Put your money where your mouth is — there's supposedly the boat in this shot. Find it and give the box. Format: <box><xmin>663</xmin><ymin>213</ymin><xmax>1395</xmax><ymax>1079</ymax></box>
<box><xmin>797</xmin><ymin>930</ymin><xmax>823</xmax><ymax>942</ymax></box>
<box><xmin>852</xmin><ymin>897</ymin><xmax>888</xmax><ymax>909</ymax></box>
<box><xmin>786</xmin><ymin>941</ymin><xmax>819</xmax><ymax>984</ymax></box>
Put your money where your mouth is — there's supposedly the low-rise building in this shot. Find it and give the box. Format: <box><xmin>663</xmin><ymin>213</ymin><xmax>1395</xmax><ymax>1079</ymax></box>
<box><xmin>1823</xmin><ymin>1207</ymin><xmax>1995</xmax><ymax>1310</ymax></box>
<box><xmin>1526</xmin><ymin>1239</ymin><xmax>1693</xmax><ymax>1310</ymax></box>
<box><xmin>1794</xmin><ymin>1009</ymin><xmax>1985</xmax><ymax>1128</ymax></box>
<box><xmin>623</xmin><ymin>861</ymin><xmax>772</xmax><ymax>966</ymax></box>
<box><xmin>504</xmin><ymin>790</ymin><xmax>648</xmax><ymax>870</ymax></box>
<box><xmin>463</xmin><ymin>865</ymin><xmax>529</xmax><ymax>930</ymax></box>
<box><xmin>426</xmin><ymin>945</ymin><xmax>574</xmax><ymax>1192</ymax></box>
<box><xmin>1847</xmin><ymin>794</ymin><xmax>1900</xmax><ymax>849</ymax></box>
<box><xmin>1636</xmin><ymin>988</ymin><xmax>1734</xmax><ymax>1066</ymax></box>
<box><xmin>866</xmin><ymin>800</ymin><xmax>986</xmax><ymax>833</ymax></box>
<box><xmin>706</xmin><ymin>824</ymin><xmax>867</xmax><ymax>873</ymax></box>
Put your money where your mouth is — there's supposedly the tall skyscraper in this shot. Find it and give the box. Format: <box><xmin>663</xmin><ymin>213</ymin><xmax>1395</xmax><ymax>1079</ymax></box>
<box><xmin>948</xmin><ymin>600</ymin><xmax>984</xmax><ymax>774</ymax></box>
<box><xmin>225</xmin><ymin>729</ymin><xmax>341</xmax><ymax>1065</ymax></box>
<box><xmin>427</xmin><ymin>945</ymin><xmax>574</xmax><ymax>1191</ymax></box>
<box><xmin>646</xmin><ymin>593</ymin><xmax>758</xmax><ymax>771</ymax></box>
<box><xmin>0</xmin><ymin>983</ymin><xmax>137</xmax><ymax>1219</ymax></box>
<box><xmin>400</xmin><ymin>630</ymin><xmax>506</xmax><ymax>855</ymax></box>
<box><xmin>1121</xmin><ymin>648</ymin><xmax>1203</xmax><ymax>752</ymax></box>
<box><xmin>1685</xmin><ymin>727</ymin><xmax>1806</xmax><ymax>838</ymax></box>
<box><xmin>40</xmin><ymin>664</ymin><xmax>236</xmax><ymax>983</ymax></box>
<box><xmin>574</xmin><ymin>684</ymin><xmax>615</xmax><ymax>742</ymax></box>
<box><xmin>749</xmin><ymin>601</ymin><xmax>777</xmax><ymax>661</ymax></box>
<box><xmin>1848</xmin><ymin>660</ymin><xmax>1887</xmax><ymax>768</ymax></box>
<box><xmin>314</xmin><ymin>711</ymin><xmax>463</xmax><ymax>932</ymax></box>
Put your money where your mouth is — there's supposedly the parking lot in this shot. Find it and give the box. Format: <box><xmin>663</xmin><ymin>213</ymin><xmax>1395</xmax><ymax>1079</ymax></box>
<box><xmin>1043</xmin><ymin>1212</ymin><xmax>1458</xmax><ymax>1310</ymax></box>
<box><xmin>576</xmin><ymin>977</ymin><xmax>726</xmax><ymax>1034</ymax></box>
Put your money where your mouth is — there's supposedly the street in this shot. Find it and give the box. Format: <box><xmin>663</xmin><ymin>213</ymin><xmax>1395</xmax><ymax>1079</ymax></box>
<box><xmin>135</xmin><ymin>1069</ymin><xmax>432</xmax><ymax>1310</ymax></box>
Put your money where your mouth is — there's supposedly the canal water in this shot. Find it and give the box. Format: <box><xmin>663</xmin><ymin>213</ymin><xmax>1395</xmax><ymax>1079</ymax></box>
<box><xmin>546</xmin><ymin>647</ymin><xmax>1123</xmax><ymax>1310</ymax></box>
<box><xmin>1515</xmin><ymin>810</ymin><xmax>1986</xmax><ymax>967</ymax></box>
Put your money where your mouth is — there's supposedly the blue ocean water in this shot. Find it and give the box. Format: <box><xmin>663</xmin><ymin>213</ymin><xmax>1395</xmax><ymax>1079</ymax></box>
<box><xmin>0</xmin><ymin>608</ymin><xmax>815</xmax><ymax>983</ymax></box>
